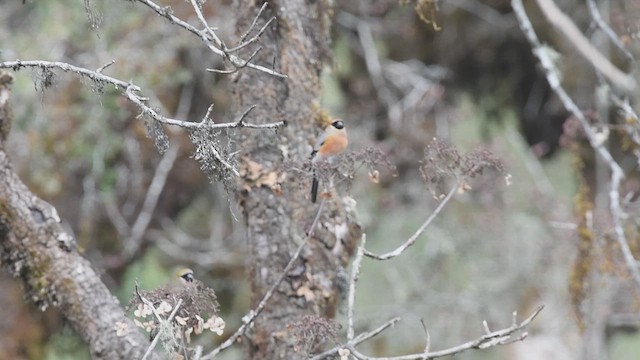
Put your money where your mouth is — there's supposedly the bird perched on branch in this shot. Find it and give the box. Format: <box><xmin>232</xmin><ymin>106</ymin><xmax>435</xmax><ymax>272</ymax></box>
<box><xmin>310</xmin><ymin>119</ymin><xmax>348</xmax><ymax>203</ymax></box>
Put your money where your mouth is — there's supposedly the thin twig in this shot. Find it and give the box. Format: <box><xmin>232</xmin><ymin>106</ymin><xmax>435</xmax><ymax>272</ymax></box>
<box><xmin>96</xmin><ymin>60</ymin><xmax>116</xmax><ymax>73</ymax></box>
<box><xmin>586</xmin><ymin>0</ymin><xmax>634</xmax><ymax>62</ymax></box>
<box><xmin>309</xmin><ymin>317</ymin><xmax>401</xmax><ymax>360</ymax></box>
<box><xmin>133</xmin><ymin>0</ymin><xmax>287</xmax><ymax>78</ymax></box>
<box><xmin>150</xmin><ymin>230</ymin><xmax>241</xmax><ymax>268</ymax></box>
<box><xmin>209</xmin><ymin>143</ymin><xmax>240</xmax><ymax>177</ymax></box>
<box><xmin>420</xmin><ymin>319</ymin><xmax>431</xmax><ymax>357</ymax></box>
<box><xmin>238</xmin><ymin>2</ymin><xmax>269</xmax><ymax>44</ymax></box>
<box><xmin>364</xmin><ymin>184</ymin><xmax>457</xmax><ymax>260</ymax></box>
<box><xmin>135</xmin><ymin>0</ymin><xmax>207</xmax><ymax>39</ymax></box>
<box><xmin>141</xmin><ymin>298</ymin><xmax>184</xmax><ymax>360</ymax></box>
<box><xmin>189</xmin><ymin>0</ymin><xmax>224</xmax><ymax>48</ymax></box>
<box><xmin>201</xmin><ymin>200</ymin><xmax>328</xmax><ymax>359</ymax></box>
<box><xmin>228</xmin><ymin>2</ymin><xmax>275</xmax><ymax>52</ymax></box>
<box><xmin>124</xmin><ymin>144</ymin><xmax>180</xmax><ymax>258</ymax></box>
<box><xmin>356</xmin><ymin>19</ymin><xmax>398</xmax><ymax>124</ymax></box>
<box><xmin>134</xmin><ymin>281</ymin><xmax>184</xmax><ymax>360</ymax></box>
<box><xmin>227</xmin><ymin>18</ymin><xmax>275</xmax><ymax>53</ymax></box>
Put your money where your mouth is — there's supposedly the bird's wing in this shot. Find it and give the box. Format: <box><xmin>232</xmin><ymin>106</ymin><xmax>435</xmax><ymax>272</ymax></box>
<box><xmin>314</xmin><ymin>131</ymin><xmax>328</xmax><ymax>150</ymax></box>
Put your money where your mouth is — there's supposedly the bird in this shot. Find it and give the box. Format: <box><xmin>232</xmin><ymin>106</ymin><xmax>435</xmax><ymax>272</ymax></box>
<box><xmin>162</xmin><ymin>268</ymin><xmax>195</xmax><ymax>299</ymax></box>
<box><xmin>310</xmin><ymin>119</ymin><xmax>348</xmax><ymax>203</ymax></box>
<box><xmin>175</xmin><ymin>268</ymin><xmax>195</xmax><ymax>284</ymax></box>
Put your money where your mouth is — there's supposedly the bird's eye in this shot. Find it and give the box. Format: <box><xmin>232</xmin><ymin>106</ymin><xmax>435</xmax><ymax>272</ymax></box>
<box><xmin>332</xmin><ymin>120</ymin><xmax>344</xmax><ymax>129</ymax></box>
<box><xmin>181</xmin><ymin>272</ymin><xmax>194</xmax><ymax>282</ymax></box>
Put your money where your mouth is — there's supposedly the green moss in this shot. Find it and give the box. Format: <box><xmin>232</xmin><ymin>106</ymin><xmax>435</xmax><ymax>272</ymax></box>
<box><xmin>116</xmin><ymin>248</ymin><xmax>169</xmax><ymax>303</ymax></box>
<box><xmin>44</xmin><ymin>331</ymin><xmax>90</xmax><ymax>360</ymax></box>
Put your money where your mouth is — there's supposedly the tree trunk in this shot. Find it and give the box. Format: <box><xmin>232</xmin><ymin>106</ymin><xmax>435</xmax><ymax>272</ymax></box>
<box><xmin>0</xmin><ymin>71</ymin><xmax>159</xmax><ymax>360</ymax></box>
<box><xmin>231</xmin><ymin>1</ymin><xmax>361</xmax><ymax>358</ymax></box>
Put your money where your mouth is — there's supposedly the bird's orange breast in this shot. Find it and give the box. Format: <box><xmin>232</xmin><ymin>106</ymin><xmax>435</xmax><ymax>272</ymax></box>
<box><xmin>319</xmin><ymin>133</ymin><xmax>348</xmax><ymax>156</ymax></box>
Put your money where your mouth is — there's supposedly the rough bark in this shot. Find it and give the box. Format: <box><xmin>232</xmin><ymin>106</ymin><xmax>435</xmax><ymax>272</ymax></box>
<box><xmin>0</xmin><ymin>71</ymin><xmax>159</xmax><ymax>360</ymax></box>
<box><xmin>230</xmin><ymin>1</ymin><xmax>361</xmax><ymax>359</ymax></box>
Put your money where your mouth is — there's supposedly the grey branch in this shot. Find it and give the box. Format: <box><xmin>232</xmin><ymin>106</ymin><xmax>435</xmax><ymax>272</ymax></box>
<box><xmin>134</xmin><ymin>283</ymin><xmax>184</xmax><ymax>360</ymax></box>
<box><xmin>364</xmin><ymin>184</ymin><xmax>457</xmax><ymax>260</ymax></box>
<box><xmin>0</xmin><ymin>60</ymin><xmax>284</xmax><ymax>182</ymax></box>
<box><xmin>585</xmin><ymin>0</ymin><xmax>634</xmax><ymax>62</ymax></box>
<box><xmin>0</xmin><ymin>71</ymin><xmax>160</xmax><ymax>359</ymax></box>
<box><xmin>533</xmin><ymin>0</ymin><xmax>635</xmax><ymax>92</ymax></box>
<box><xmin>347</xmin><ymin>234</ymin><xmax>367</xmax><ymax>341</ymax></box>
<box><xmin>134</xmin><ymin>0</ymin><xmax>286</xmax><ymax>78</ymax></box>
<box><xmin>0</xmin><ymin>60</ymin><xmax>285</xmax><ymax>131</ymax></box>
<box><xmin>123</xmin><ymin>144</ymin><xmax>180</xmax><ymax>259</ymax></box>
<box><xmin>512</xmin><ymin>0</ymin><xmax>640</xmax><ymax>288</ymax></box>
<box><xmin>346</xmin><ymin>306</ymin><xmax>543</xmax><ymax>360</ymax></box>
<box><xmin>201</xmin><ymin>200</ymin><xmax>328</xmax><ymax>359</ymax></box>
<box><xmin>309</xmin><ymin>317</ymin><xmax>401</xmax><ymax>360</ymax></box>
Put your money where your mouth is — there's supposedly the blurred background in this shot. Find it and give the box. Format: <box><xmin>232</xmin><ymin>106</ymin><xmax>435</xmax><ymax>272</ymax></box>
<box><xmin>2</xmin><ymin>0</ymin><xmax>640</xmax><ymax>359</ymax></box>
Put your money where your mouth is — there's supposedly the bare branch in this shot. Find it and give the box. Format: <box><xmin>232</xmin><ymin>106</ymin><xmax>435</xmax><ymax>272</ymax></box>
<box><xmin>188</xmin><ymin>0</ymin><xmax>225</xmax><ymax>49</ymax></box>
<box><xmin>0</xmin><ymin>60</ymin><xmax>285</xmax><ymax>131</ymax></box>
<box><xmin>512</xmin><ymin>0</ymin><xmax>640</xmax><ymax>288</ymax></box>
<box><xmin>420</xmin><ymin>319</ymin><xmax>431</xmax><ymax>357</ymax></box>
<box><xmin>206</xmin><ymin>67</ymin><xmax>237</xmax><ymax>75</ymax></box>
<box><xmin>136</xmin><ymin>0</ymin><xmax>287</xmax><ymax>77</ymax></box>
<box><xmin>2</xmin><ymin>59</ymin><xmax>136</xmax><ymax>89</ymax></box>
<box><xmin>135</xmin><ymin>284</ymin><xmax>184</xmax><ymax>360</ymax></box>
<box><xmin>364</xmin><ymin>184</ymin><xmax>457</xmax><ymax>260</ymax></box>
<box><xmin>201</xmin><ymin>200</ymin><xmax>328</xmax><ymax>359</ymax></box>
<box><xmin>208</xmin><ymin>143</ymin><xmax>240</xmax><ymax>177</ymax></box>
<box><xmin>136</xmin><ymin>0</ymin><xmax>286</xmax><ymax>78</ymax></box>
<box><xmin>346</xmin><ymin>306</ymin><xmax>544</xmax><ymax>360</ymax></box>
<box><xmin>533</xmin><ymin>0</ymin><xmax>635</xmax><ymax>92</ymax></box>
<box><xmin>586</xmin><ymin>0</ymin><xmax>634</xmax><ymax>62</ymax></box>
<box><xmin>96</xmin><ymin>59</ymin><xmax>116</xmax><ymax>74</ymax></box>
<box><xmin>227</xmin><ymin>16</ymin><xmax>275</xmax><ymax>53</ymax></box>
<box><xmin>123</xmin><ymin>144</ymin><xmax>180</xmax><ymax>259</ymax></box>
<box><xmin>356</xmin><ymin>19</ymin><xmax>398</xmax><ymax>121</ymax></box>
<box><xmin>149</xmin><ymin>228</ymin><xmax>242</xmax><ymax>268</ymax></box>
<box><xmin>134</xmin><ymin>0</ymin><xmax>209</xmax><ymax>39</ymax></box>
<box><xmin>309</xmin><ymin>317</ymin><xmax>401</xmax><ymax>360</ymax></box>
<box><xmin>347</xmin><ymin>234</ymin><xmax>366</xmax><ymax>341</ymax></box>
<box><xmin>238</xmin><ymin>2</ymin><xmax>270</xmax><ymax>44</ymax></box>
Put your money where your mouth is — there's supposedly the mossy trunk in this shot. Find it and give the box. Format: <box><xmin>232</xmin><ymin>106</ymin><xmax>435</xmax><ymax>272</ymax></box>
<box><xmin>230</xmin><ymin>1</ymin><xmax>361</xmax><ymax>358</ymax></box>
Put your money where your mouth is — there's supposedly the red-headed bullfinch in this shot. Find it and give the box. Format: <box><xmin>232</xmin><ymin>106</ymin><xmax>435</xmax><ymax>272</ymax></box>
<box><xmin>310</xmin><ymin>119</ymin><xmax>348</xmax><ymax>203</ymax></box>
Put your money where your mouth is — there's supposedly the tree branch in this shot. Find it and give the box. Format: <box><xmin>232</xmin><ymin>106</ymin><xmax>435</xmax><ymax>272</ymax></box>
<box><xmin>201</xmin><ymin>200</ymin><xmax>328</xmax><ymax>359</ymax></box>
<box><xmin>347</xmin><ymin>306</ymin><xmax>544</xmax><ymax>360</ymax></box>
<box><xmin>347</xmin><ymin>234</ymin><xmax>366</xmax><ymax>341</ymax></box>
<box><xmin>364</xmin><ymin>184</ymin><xmax>457</xmax><ymax>260</ymax></box>
<box><xmin>0</xmin><ymin>60</ymin><xmax>285</xmax><ymax>131</ymax></box>
<box><xmin>512</xmin><ymin>0</ymin><xmax>640</xmax><ymax>289</ymax></box>
<box><xmin>0</xmin><ymin>70</ymin><xmax>160</xmax><ymax>359</ymax></box>
<box><xmin>133</xmin><ymin>0</ymin><xmax>286</xmax><ymax>78</ymax></box>
<box><xmin>585</xmin><ymin>0</ymin><xmax>634</xmax><ymax>62</ymax></box>
<box><xmin>533</xmin><ymin>0</ymin><xmax>635</xmax><ymax>92</ymax></box>
<box><xmin>123</xmin><ymin>144</ymin><xmax>180</xmax><ymax>259</ymax></box>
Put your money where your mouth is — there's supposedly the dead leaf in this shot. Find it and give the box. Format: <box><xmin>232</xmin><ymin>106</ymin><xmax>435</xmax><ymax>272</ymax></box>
<box><xmin>296</xmin><ymin>286</ymin><xmax>316</xmax><ymax>302</ymax></box>
<box><xmin>369</xmin><ymin>170</ymin><xmax>380</xmax><ymax>184</ymax></box>
<box><xmin>457</xmin><ymin>181</ymin><xmax>472</xmax><ymax>194</ymax></box>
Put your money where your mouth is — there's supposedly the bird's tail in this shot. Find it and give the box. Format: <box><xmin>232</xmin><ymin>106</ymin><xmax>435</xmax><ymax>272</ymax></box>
<box><xmin>311</xmin><ymin>170</ymin><xmax>319</xmax><ymax>203</ymax></box>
